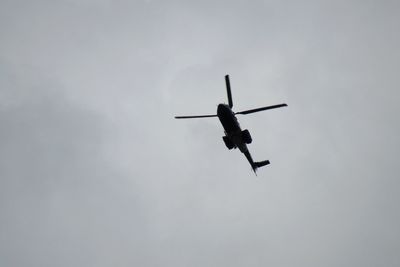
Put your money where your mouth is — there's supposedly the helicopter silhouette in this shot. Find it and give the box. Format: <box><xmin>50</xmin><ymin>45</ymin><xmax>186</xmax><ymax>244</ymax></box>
<box><xmin>175</xmin><ymin>75</ymin><xmax>287</xmax><ymax>173</ymax></box>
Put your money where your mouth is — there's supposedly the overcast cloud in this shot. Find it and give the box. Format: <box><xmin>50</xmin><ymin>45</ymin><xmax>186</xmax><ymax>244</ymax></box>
<box><xmin>1</xmin><ymin>0</ymin><xmax>399</xmax><ymax>266</ymax></box>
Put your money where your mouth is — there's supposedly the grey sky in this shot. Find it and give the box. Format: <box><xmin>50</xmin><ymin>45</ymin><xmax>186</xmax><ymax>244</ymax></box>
<box><xmin>1</xmin><ymin>0</ymin><xmax>399</xmax><ymax>266</ymax></box>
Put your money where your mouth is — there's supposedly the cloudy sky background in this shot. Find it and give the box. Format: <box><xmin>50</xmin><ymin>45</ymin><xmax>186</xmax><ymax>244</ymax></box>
<box><xmin>1</xmin><ymin>0</ymin><xmax>399</xmax><ymax>266</ymax></box>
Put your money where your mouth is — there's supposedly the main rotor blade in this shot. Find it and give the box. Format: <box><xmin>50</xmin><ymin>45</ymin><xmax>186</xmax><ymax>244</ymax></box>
<box><xmin>225</xmin><ymin>75</ymin><xmax>233</xmax><ymax>108</ymax></box>
<box><xmin>235</xmin><ymin>103</ymin><xmax>288</xmax><ymax>115</ymax></box>
<box><xmin>175</xmin><ymin>114</ymin><xmax>218</xmax><ymax>119</ymax></box>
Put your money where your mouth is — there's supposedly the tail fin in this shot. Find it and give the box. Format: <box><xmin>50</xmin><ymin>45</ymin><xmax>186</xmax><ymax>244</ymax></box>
<box><xmin>252</xmin><ymin>160</ymin><xmax>270</xmax><ymax>174</ymax></box>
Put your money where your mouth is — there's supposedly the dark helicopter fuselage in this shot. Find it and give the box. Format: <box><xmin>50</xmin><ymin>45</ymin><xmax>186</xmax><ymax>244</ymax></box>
<box><xmin>217</xmin><ymin>104</ymin><xmax>249</xmax><ymax>153</ymax></box>
<box><xmin>217</xmin><ymin>103</ymin><xmax>260</xmax><ymax>170</ymax></box>
<box><xmin>217</xmin><ymin>104</ymin><xmax>240</xmax><ymax>133</ymax></box>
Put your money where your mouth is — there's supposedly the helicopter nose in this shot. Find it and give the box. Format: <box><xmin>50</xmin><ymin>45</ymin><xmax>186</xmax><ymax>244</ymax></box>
<box><xmin>217</xmin><ymin>104</ymin><xmax>230</xmax><ymax>116</ymax></box>
<box><xmin>217</xmin><ymin>104</ymin><xmax>225</xmax><ymax>114</ymax></box>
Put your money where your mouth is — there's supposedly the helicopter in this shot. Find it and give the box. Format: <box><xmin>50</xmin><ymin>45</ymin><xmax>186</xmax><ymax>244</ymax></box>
<box><xmin>175</xmin><ymin>75</ymin><xmax>287</xmax><ymax>173</ymax></box>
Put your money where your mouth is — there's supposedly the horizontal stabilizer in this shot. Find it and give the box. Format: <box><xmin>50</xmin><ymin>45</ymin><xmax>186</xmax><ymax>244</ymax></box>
<box><xmin>251</xmin><ymin>160</ymin><xmax>270</xmax><ymax>174</ymax></box>
<box><xmin>254</xmin><ymin>160</ymin><xmax>270</xmax><ymax>168</ymax></box>
<box><xmin>175</xmin><ymin>114</ymin><xmax>218</xmax><ymax>119</ymax></box>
